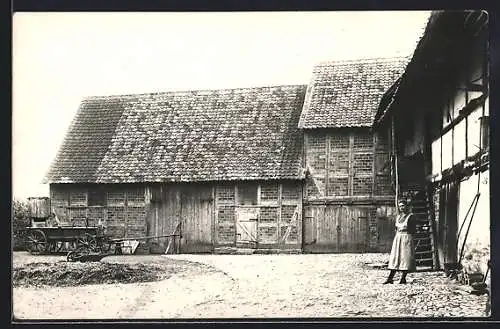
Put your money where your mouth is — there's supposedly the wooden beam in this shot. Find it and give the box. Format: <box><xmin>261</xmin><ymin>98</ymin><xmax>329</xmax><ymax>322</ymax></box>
<box><xmin>233</xmin><ymin>185</ymin><xmax>238</xmax><ymax>247</ymax></box>
<box><xmin>441</xmin><ymin>94</ymin><xmax>487</xmax><ymax>135</ymax></box>
<box><xmin>348</xmin><ymin>134</ymin><xmax>354</xmax><ymax>196</ymax></box>
<box><xmin>325</xmin><ymin>134</ymin><xmax>330</xmax><ymax>196</ymax></box>
<box><xmin>372</xmin><ymin>133</ymin><xmax>376</xmax><ymax>196</ymax></box>
<box><xmin>465</xmin><ymin>102</ymin><xmax>469</xmax><ymax>158</ymax></box>
<box><xmin>211</xmin><ymin>186</ymin><xmax>216</xmax><ymax>250</ymax></box>
<box><xmin>466</xmin><ymin>83</ymin><xmax>484</xmax><ymax>92</ymax></box>
<box><xmin>391</xmin><ymin>117</ymin><xmax>399</xmax><ymax>211</ymax></box>
<box><xmin>277</xmin><ymin>183</ymin><xmax>282</xmax><ymax>245</ymax></box>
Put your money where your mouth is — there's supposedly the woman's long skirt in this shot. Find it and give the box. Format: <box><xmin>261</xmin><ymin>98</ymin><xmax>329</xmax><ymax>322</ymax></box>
<box><xmin>388</xmin><ymin>232</ymin><xmax>416</xmax><ymax>272</ymax></box>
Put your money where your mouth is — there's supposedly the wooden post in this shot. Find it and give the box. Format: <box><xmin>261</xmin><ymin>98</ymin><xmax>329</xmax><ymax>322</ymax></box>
<box><xmin>372</xmin><ymin>133</ymin><xmax>377</xmax><ymax>196</ymax></box>
<box><xmin>175</xmin><ymin>189</ymin><xmax>182</xmax><ymax>253</ymax></box>
<box><xmin>234</xmin><ymin>185</ymin><xmax>238</xmax><ymax>247</ymax></box>
<box><xmin>256</xmin><ymin>184</ymin><xmax>261</xmax><ymax>248</ymax></box>
<box><xmin>348</xmin><ymin>134</ymin><xmax>354</xmax><ymax>196</ymax></box>
<box><xmin>325</xmin><ymin>134</ymin><xmax>330</xmax><ymax>196</ymax></box>
<box><xmin>277</xmin><ymin>183</ymin><xmax>282</xmax><ymax>246</ymax></box>
<box><xmin>392</xmin><ymin>116</ymin><xmax>399</xmax><ymax>213</ymax></box>
<box><xmin>124</xmin><ymin>190</ymin><xmax>128</xmax><ymax>238</ymax></box>
<box><xmin>211</xmin><ymin>186</ymin><xmax>216</xmax><ymax>251</ymax></box>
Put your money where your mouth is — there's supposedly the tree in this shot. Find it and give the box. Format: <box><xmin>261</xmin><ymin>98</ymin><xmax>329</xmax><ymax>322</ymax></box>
<box><xmin>12</xmin><ymin>198</ymin><xmax>30</xmax><ymax>251</ymax></box>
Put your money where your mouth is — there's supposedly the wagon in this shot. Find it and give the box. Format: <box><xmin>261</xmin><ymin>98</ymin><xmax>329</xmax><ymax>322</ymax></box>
<box><xmin>25</xmin><ymin>225</ymin><xmax>107</xmax><ymax>254</ymax></box>
<box><xmin>24</xmin><ymin>197</ymin><xmax>181</xmax><ymax>258</ymax></box>
<box><xmin>24</xmin><ymin>197</ymin><xmax>112</xmax><ymax>255</ymax></box>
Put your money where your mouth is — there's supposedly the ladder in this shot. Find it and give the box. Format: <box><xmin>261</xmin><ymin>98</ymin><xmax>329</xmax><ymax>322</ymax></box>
<box><xmin>409</xmin><ymin>189</ymin><xmax>438</xmax><ymax>271</ymax></box>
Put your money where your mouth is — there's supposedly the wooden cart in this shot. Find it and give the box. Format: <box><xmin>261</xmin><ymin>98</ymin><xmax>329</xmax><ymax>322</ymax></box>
<box><xmin>25</xmin><ymin>225</ymin><xmax>107</xmax><ymax>254</ymax></box>
<box><xmin>23</xmin><ymin>197</ymin><xmax>181</xmax><ymax>259</ymax></box>
<box><xmin>24</xmin><ymin>197</ymin><xmax>107</xmax><ymax>254</ymax></box>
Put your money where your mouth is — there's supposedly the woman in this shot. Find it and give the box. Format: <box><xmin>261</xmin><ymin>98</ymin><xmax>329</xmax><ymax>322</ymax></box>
<box><xmin>383</xmin><ymin>198</ymin><xmax>417</xmax><ymax>284</ymax></box>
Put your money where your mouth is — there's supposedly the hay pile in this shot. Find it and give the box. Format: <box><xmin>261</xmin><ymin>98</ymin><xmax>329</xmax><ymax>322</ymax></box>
<box><xmin>13</xmin><ymin>261</ymin><xmax>172</xmax><ymax>287</ymax></box>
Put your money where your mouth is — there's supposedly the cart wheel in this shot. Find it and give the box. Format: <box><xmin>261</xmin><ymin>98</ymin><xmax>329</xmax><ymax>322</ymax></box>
<box><xmin>27</xmin><ymin>230</ymin><xmax>48</xmax><ymax>254</ymax></box>
<box><xmin>67</xmin><ymin>250</ymin><xmax>77</xmax><ymax>262</ymax></box>
<box><xmin>67</xmin><ymin>246</ymin><xmax>90</xmax><ymax>262</ymax></box>
<box><xmin>76</xmin><ymin>233</ymin><xmax>98</xmax><ymax>251</ymax></box>
<box><xmin>67</xmin><ymin>250</ymin><xmax>83</xmax><ymax>262</ymax></box>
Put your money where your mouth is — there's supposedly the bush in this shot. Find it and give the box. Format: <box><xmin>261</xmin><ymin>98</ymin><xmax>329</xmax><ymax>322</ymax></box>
<box><xmin>12</xmin><ymin>199</ymin><xmax>31</xmax><ymax>251</ymax></box>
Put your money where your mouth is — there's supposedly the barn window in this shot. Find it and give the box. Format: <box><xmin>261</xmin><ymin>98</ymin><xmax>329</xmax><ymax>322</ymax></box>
<box><xmin>88</xmin><ymin>186</ymin><xmax>106</xmax><ymax>206</ymax></box>
<box><xmin>150</xmin><ymin>186</ymin><xmax>163</xmax><ymax>203</ymax></box>
<box><xmin>260</xmin><ymin>183</ymin><xmax>278</xmax><ymax>203</ymax></box>
<box><xmin>237</xmin><ymin>183</ymin><xmax>258</xmax><ymax>206</ymax></box>
<box><xmin>107</xmin><ymin>190</ymin><xmax>125</xmax><ymax>207</ymax></box>
<box><xmin>69</xmin><ymin>189</ymin><xmax>87</xmax><ymax>207</ymax></box>
<box><xmin>126</xmin><ymin>188</ymin><xmax>145</xmax><ymax>206</ymax></box>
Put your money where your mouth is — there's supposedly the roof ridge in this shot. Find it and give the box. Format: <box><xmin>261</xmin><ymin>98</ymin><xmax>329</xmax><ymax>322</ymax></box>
<box><xmin>314</xmin><ymin>56</ymin><xmax>410</xmax><ymax>67</ymax></box>
<box><xmin>82</xmin><ymin>84</ymin><xmax>308</xmax><ymax>101</ymax></box>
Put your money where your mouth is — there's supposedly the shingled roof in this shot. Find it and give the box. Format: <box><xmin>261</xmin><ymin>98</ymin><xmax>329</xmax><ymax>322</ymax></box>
<box><xmin>44</xmin><ymin>85</ymin><xmax>307</xmax><ymax>184</ymax></box>
<box><xmin>298</xmin><ymin>57</ymin><xmax>409</xmax><ymax>129</ymax></box>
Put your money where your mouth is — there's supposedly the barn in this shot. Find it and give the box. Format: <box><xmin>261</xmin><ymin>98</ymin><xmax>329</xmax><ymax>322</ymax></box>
<box><xmin>43</xmin><ymin>85</ymin><xmax>307</xmax><ymax>253</ymax></box>
<box><xmin>43</xmin><ymin>57</ymin><xmax>408</xmax><ymax>254</ymax></box>
<box><xmin>299</xmin><ymin>58</ymin><xmax>407</xmax><ymax>253</ymax></box>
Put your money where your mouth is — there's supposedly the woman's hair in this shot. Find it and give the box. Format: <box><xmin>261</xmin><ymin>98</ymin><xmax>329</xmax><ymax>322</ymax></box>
<box><xmin>398</xmin><ymin>198</ymin><xmax>411</xmax><ymax>206</ymax></box>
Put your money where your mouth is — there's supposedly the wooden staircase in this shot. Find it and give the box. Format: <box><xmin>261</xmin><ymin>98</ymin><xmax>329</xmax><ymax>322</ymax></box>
<box><xmin>409</xmin><ymin>189</ymin><xmax>438</xmax><ymax>271</ymax></box>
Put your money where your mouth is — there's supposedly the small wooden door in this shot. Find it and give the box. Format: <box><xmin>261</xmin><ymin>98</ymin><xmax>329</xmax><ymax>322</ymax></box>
<box><xmin>235</xmin><ymin>208</ymin><xmax>258</xmax><ymax>248</ymax></box>
<box><xmin>442</xmin><ymin>182</ymin><xmax>459</xmax><ymax>264</ymax></box>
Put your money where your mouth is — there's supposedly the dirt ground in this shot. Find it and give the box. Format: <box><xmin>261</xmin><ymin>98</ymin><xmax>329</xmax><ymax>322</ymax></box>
<box><xmin>12</xmin><ymin>252</ymin><xmax>490</xmax><ymax>320</ymax></box>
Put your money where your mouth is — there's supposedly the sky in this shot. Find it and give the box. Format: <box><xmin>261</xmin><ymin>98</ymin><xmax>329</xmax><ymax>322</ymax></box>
<box><xmin>12</xmin><ymin>11</ymin><xmax>431</xmax><ymax>199</ymax></box>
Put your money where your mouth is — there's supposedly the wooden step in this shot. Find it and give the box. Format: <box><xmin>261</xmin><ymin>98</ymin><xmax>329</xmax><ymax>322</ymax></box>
<box><xmin>414</xmin><ymin>232</ymin><xmax>431</xmax><ymax>236</ymax></box>
<box><xmin>414</xmin><ymin>237</ymin><xmax>431</xmax><ymax>242</ymax></box>
<box><xmin>416</xmin><ymin>257</ymin><xmax>433</xmax><ymax>263</ymax></box>
<box><xmin>415</xmin><ymin>250</ymin><xmax>433</xmax><ymax>255</ymax></box>
<box><xmin>415</xmin><ymin>244</ymin><xmax>432</xmax><ymax>249</ymax></box>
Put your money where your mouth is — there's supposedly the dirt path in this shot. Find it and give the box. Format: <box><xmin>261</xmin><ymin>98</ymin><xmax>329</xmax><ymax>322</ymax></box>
<box><xmin>12</xmin><ymin>252</ymin><xmax>490</xmax><ymax>319</ymax></box>
<box><xmin>165</xmin><ymin>254</ymin><xmax>490</xmax><ymax>318</ymax></box>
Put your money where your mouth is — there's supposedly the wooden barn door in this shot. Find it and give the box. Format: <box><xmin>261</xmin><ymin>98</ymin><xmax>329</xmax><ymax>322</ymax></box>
<box><xmin>303</xmin><ymin>205</ymin><xmax>370</xmax><ymax>253</ymax></box>
<box><xmin>303</xmin><ymin>205</ymin><xmax>338</xmax><ymax>252</ymax></box>
<box><xmin>337</xmin><ymin>207</ymin><xmax>370</xmax><ymax>252</ymax></box>
<box><xmin>180</xmin><ymin>186</ymin><xmax>214</xmax><ymax>253</ymax></box>
<box><xmin>146</xmin><ymin>186</ymin><xmax>181</xmax><ymax>254</ymax></box>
